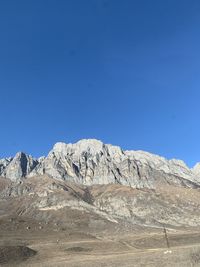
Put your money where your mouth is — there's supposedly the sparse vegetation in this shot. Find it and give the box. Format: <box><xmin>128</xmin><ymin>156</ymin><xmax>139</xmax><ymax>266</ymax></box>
<box><xmin>190</xmin><ymin>248</ymin><xmax>200</xmax><ymax>266</ymax></box>
<box><xmin>0</xmin><ymin>246</ymin><xmax>37</xmax><ymax>264</ymax></box>
<box><xmin>65</xmin><ymin>246</ymin><xmax>92</xmax><ymax>252</ymax></box>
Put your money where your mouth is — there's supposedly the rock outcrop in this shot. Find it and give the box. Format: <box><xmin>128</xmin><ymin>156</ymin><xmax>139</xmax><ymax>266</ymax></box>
<box><xmin>192</xmin><ymin>162</ymin><xmax>200</xmax><ymax>175</ymax></box>
<box><xmin>1</xmin><ymin>175</ymin><xmax>200</xmax><ymax>228</ymax></box>
<box><xmin>1</xmin><ymin>152</ymin><xmax>38</xmax><ymax>181</ymax></box>
<box><xmin>0</xmin><ymin>158</ymin><xmax>12</xmax><ymax>174</ymax></box>
<box><xmin>0</xmin><ymin>139</ymin><xmax>200</xmax><ymax>188</ymax></box>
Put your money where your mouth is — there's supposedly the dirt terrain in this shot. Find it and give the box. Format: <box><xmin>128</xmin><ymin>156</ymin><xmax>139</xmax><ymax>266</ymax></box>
<box><xmin>1</xmin><ymin>176</ymin><xmax>200</xmax><ymax>266</ymax></box>
<box><xmin>1</xmin><ymin>219</ymin><xmax>200</xmax><ymax>267</ymax></box>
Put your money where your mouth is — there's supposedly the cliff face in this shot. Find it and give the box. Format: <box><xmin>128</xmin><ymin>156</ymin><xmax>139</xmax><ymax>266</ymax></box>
<box><xmin>1</xmin><ymin>175</ymin><xmax>200</xmax><ymax>229</ymax></box>
<box><xmin>0</xmin><ymin>152</ymin><xmax>38</xmax><ymax>181</ymax></box>
<box><xmin>1</xmin><ymin>139</ymin><xmax>200</xmax><ymax>229</ymax></box>
<box><xmin>0</xmin><ymin>139</ymin><xmax>200</xmax><ymax>189</ymax></box>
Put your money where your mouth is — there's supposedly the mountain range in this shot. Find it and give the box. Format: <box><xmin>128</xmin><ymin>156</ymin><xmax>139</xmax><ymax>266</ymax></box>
<box><xmin>1</xmin><ymin>139</ymin><xmax>200</xmax><ymax>188</ymax></box>
<box><xmin>1</xmin><ymin>139</ymin><xmax>200</xmax><ymax>230</ymax></box>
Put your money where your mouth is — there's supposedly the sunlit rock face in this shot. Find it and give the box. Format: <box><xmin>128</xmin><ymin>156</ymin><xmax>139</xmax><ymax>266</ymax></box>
<box><xmin>0</xmin><ymin>139</ymin><xmax>200</xmax><ymax>188</ymax></box>
<box><xmin>0</xmin><ymin>158</ymin><xmax>12</xmax><ymax>174</ymax></box>
<box><xmin>0</xmin><ymin>152</ymin><xmax>38</xmax><ymax>181</ymax></box>
<box><xmin>192</xmin><ymin>162</ymin><xmax>200</xmax><ymax>175</ymax></box>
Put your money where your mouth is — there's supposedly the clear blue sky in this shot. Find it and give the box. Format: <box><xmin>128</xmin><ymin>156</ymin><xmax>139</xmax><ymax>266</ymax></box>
<box><xmin>0</xmin><ymin>0</ymin><xmax>200</xmax><ymax>167</ymax></box>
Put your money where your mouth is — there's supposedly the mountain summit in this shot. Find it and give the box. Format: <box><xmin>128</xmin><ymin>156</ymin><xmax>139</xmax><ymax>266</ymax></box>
<box><xmin>1</xmin><ymin>139</ymin><xmax>200</xmax><ymax>235</ymax></box>
<box><xmin>1</xmin><ymin>139</ymin><xmax>200</xmax><ymax>189</ymax></box>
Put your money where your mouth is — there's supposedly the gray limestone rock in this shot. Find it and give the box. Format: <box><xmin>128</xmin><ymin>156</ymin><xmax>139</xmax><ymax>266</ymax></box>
<box><xmin>27</xmin><ymin>139</ymin><xmax>200</xmax><ymax>189</ymax></box>
<box><xmin>0</xmin><ymin>158</ymin><xmax>12</xmax><ymax>174</ymax></box>
<box><xmin>0</xmin><ymin>152</ymin><xmax>38</xmax><ymax>181</ymax></box>
<box><xmin>192</xmin><ymin>162</ymin><xmax>200</xmax><ymax>175</ymax></box>
<box><xmin>1</xmin><ymin>139</ymin><xmax>200</xmax><ymax>188</ymax></box>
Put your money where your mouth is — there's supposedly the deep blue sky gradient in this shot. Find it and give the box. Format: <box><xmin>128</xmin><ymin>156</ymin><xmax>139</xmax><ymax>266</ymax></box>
<box><xmin>0</xmin><ymin>0</ymin><xmax>200</xmax><ymax>167</ymax></box>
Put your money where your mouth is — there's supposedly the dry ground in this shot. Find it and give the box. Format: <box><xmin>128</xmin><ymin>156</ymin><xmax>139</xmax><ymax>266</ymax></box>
<box><xmin>1</xmin><ymin>176</ymin><xmax>200</xmax><ymax>266</ymax></box>
<box><xmin>1</xmin><ymin>222</ymin><xmax>200</xmax><ymax>267</ymax></box>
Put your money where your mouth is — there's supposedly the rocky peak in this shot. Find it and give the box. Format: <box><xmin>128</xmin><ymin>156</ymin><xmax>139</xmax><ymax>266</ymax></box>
<box><xmin>192</xmin><ymin>163</ymin><xmax>200</xmax><ymax>175</ymax></box>
<box><xmin>0</xmin><ymin>157</ymin><xmax>12</xmax><ymax>174</ymax></box>
<box><xmin>0</xmin><ymin>139</ymin><xmax>200</xmax><ymax>188</ymax></box>
<box><xmin>1</xmin><ymin>152</ymin><xmax>38</xmax><ymax>181</ymax></box>
<box><xmin>52</xmin><ymin>139</ymin><xmax>104</xmax><ymax>156</ymax></box>
<box><xmin>28</xmin><ymin>139</ymin><xmax>200</xmax><ymax>188</ymax></box>
<box><xmin>52</xmin><ymin>142</ymin><xmax>69</xmax><ymax>154</ymax></box>
<box><xmin>75</xmin><ymin>139</ymin><xmax>103</xmax><ymax>150</ymax></box>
